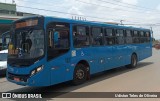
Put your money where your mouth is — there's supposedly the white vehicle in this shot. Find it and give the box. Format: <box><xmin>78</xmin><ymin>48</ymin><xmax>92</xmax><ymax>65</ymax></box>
<box><xmin>0</xmin><ymin>49</ymin><xmax>8</xmax><ymax>75</ymax></box>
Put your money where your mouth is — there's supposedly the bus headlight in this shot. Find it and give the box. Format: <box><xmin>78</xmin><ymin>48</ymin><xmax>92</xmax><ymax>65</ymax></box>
<box><xmin>37</xmin><ymin>66</ymin><xmax>43</xmax><ymax>72</ymax></box>
<box><xmin>31</xmin><ymin>70</ymin><xmax>36</xmax><ymax>76</ymax></box>
<box><xmin>30</xmin><ymin>65</ymin><xmax>44</xmax><ymax>77</ymax></box>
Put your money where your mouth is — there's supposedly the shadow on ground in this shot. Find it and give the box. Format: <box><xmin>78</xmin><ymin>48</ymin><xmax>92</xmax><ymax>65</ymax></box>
<box><xmin>6</xmin><ymin>62</ymin><xmax>153</xmax><ymax>101</ymax></box>
<box><xmin>0</xmin><ymin>69</ymin><xmax>6</xmax><ymax>78</ymax></box>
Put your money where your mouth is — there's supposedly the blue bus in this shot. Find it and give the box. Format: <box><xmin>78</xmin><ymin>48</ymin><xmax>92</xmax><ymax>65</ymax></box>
<box><xmin>2</xmin><ymin>31</ymin><xmax>10</xmax><ymax>50</ymax></box>
<box><xmin>7</xmin><ymin>16</ymin><xmax>152</xmax><ymax>86</ymax></box>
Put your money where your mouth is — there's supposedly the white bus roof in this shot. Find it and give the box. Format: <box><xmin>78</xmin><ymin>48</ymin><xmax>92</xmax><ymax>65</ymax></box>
<box><xmin>0</xmin><ymin>49</ymin><xmax>8</xmax><ymax>53</ymax></box>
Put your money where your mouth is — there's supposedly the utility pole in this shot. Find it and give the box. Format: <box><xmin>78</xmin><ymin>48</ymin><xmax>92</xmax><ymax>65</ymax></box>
<box><xmin>12</xmin><ymin>0</ymin><xmax>15</xmax><ymax>4</ymax></box>
<box><xmin>150</xmin><ymin>26</ymin><xmax>154</xmax><ymax>41</ymax></box>
<box><xmin>120</xmin><ymin>20</ymin><xmax>124</xmax><ymax>25</ymax></box>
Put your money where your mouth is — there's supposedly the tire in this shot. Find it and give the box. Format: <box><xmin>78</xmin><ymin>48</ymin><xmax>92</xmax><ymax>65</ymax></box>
<box><xmin>72</xmin><ymin>64</ymin><xmax>87</xmax><ymax>85</ymax></box>
<box><xmin>126</xmin><ymin>54</ymin><xmax>137</xmax><ymax>68</ymax></box>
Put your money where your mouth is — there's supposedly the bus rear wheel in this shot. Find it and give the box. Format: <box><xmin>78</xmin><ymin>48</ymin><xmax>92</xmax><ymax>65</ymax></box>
<box><xmin>72</xmin><ymin>64</ymin><xmax>87</xmax><ymax>85</ymax></box>
<box><xmin>126</xmin><ymin>54</ymin><xmax>137</xmax><ymax>68</ymax></box>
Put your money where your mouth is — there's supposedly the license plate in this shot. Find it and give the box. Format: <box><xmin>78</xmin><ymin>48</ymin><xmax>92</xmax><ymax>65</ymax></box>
<box><xmin>14</xmin><ymin>77</ymin><xmax>20</xmax><ymax>82</ymax></box>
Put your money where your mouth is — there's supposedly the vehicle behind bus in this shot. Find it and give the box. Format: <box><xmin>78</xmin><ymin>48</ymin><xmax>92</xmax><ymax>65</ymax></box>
<box><xmin>0</xmin><ymin>49</ymin><xmax>8</xmax><ymax>75</ymax></box>
<box><xmin>2</xmin><ymin>31</ymin><xmax>10</xmax><ymax>50</ymax></box>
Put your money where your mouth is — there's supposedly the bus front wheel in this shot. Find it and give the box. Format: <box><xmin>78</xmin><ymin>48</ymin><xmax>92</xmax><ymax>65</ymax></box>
<box><xmin>72</xmin><ymin>64</ymin><xmax>87</xmax><ymax>85</ymax></box>
<box><xmin>126</xmin><ymin>54</ymin><xmax>137</xmax><ymax>68</ymax></box>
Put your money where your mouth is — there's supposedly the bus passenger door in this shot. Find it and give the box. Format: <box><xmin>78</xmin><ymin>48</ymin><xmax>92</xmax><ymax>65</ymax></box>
<box><xmin>47</xmin><ymin>22</ymin><xmax>70</xmax><ymax>85</ymax></box>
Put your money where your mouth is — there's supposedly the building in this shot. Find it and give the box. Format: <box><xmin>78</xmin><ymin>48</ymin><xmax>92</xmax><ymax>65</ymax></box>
<box><xmin>0</xmin><ymin>2</ymin><xmax>37</xmax><ymax>50</ymax></box>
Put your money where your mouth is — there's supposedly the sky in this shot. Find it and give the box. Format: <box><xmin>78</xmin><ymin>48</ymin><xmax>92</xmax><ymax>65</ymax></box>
<box><xmin>0</xmin><ymin>0</ymin><xmax>160</xmax><ymax>39</ymax></box>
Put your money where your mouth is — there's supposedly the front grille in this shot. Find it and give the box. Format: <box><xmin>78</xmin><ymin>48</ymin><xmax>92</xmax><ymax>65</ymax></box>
<box><xmin>7</xmin><ymin>58</ymin><xmax>33</xmax><ymax>67</ymax></box>
<box><xmin>8</xmin><ymin>72</ymin><xmax>30</xmax><ymax>82</ymax></box>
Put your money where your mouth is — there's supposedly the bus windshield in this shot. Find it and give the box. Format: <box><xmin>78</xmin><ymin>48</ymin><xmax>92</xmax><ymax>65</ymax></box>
<box><xmin>8</xmin><ymin>28</ymin><xmax>44</xmax><ymax>59</ymax></box>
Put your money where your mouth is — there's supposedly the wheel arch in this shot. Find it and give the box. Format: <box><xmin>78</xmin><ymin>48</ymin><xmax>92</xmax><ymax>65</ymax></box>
<box><xmin>132</xmin><ymin>52</ymin><xmax>138</xmax><ymax>61</ymax></box>
<box><xmin>75</xmin><ymin>60</ymin><xmax>90</xmax><ymax>79</ymax></box>
<box><xmin>126</xmin><ymin>52</ymin><xmax>138</xmax><ymax>68</ymax></box>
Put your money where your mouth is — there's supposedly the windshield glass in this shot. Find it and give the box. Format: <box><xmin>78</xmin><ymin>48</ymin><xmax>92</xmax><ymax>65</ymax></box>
<box><xmin>0</xmin><ymin>53</ymin><xmax>7</xmax><ymax>61</ymax></box>
<box><xmin>8</xmin><ymin>29</ymin><xmax>44</xmax><ymax>59</ymax></box>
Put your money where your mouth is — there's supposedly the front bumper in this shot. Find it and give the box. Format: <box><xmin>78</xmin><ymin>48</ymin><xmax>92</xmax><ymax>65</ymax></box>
<box><xmin>6</xmin><ymin>71</ymin><xmax>50</xmax><ymax>87</ymax></box>
<box><xmin>7</xmin><ymin>72</ymin><xmax>29</xmax><ymax>86</ymax></box>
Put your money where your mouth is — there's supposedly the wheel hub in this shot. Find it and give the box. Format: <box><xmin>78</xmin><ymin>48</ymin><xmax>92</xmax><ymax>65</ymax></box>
<box><xmin>76</xmin><ymin>69</ymin><xmax>84</xmax><ymax>80</ymax></box>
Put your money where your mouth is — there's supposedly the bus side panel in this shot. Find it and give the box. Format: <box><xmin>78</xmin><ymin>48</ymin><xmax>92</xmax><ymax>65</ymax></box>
<box><xmin>137</xmin><ymin>43</ymin><xmax>152</xmax><ymax>61</ymax></box>
<box><xmin>89</xmin><ymin>46</ymin><xmax>109</xmax><ymax>74</ymax></box>
<box><xmin>144</xmin><ymin>43</ymin><xmax>152</xmax><ymax>58</ymax></box>
<box><xmin>103</xmin><ymin>46</ymin><xmax>114</xmax><ymax>71</ymax></box>
<box><xmin>47</xmin><ymin>48</ymin><xmax>93</xmax><ymax>86</ymax></box>
<box><xmin>47</xmin><ymin>53</ymin><xmax>76</xmax><ymax>85</ymax></box>
<box><xmin>112</xmin><ymin>45</ymin><xmax>127</xmax><ymax>68</ymax></box>
<box><xmin>69</xmin><ymin>47</ymin><xmax>110</xmax><ymax>76</ymax></box>
<box><xmin>70</xmin><ymin>48</ymin><xmax>94</xmax><ymax>74</ymax></box>
<box><xmin>132</xmin><ymin>44</ymin><xmax>142</xmax><ymax>62</ymax></box>
<box><xmin>138</xmin><ymin>45</ymin><xmax>147</xmax><ymax>62</ymax></box>
<box><xmin>27</xmin><ymin>65</ymin><xmax>51</xmax><ymax>86</ymax></box>
<box><xmin>124</xmin><ymin>45</ymin><xmax>134</xmax><ymax>65</ymax></box>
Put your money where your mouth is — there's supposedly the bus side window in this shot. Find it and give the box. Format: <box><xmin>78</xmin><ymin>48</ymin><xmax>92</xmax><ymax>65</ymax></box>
<box><xmin>133</xmin><ymin>31</ymin><xmax>139</xmax><ymax>43</ymax></box>
<box><xmin>126</xmin><ymin>30</ymin><xmax>133</xmax><ymax>44</ymax></box>
<box><xmin>91</xmin><ymin>27</ymin><xmax>103</xmax><ymax>46</ymax></box>
<box><xmin>140</xmin><ymin>31</ymin><xmax>145</xmax><ymax>43</ymax></box>
<box><xmin>48</xmin><ymin>30</ymin><xmax>69</xmax><ymax>49</ymax></box>
<box><xmin>145</xmin><ymin>32</ymin><xmax>151</xmax><ymax>42</ymax></box>
<box><xmin>116</xmin><ymin>29</ymin><xmax>125</xmax><ymax>44</ymax></box>
<box><xmin>105</xmin><ymin>28</ymin><xmax>115</xmax><ymax>45</ymax></box>
<box><xmin>73</xmin><ymin>25</ymin><xmax>89</xmax><ymax>47</ymax></box>
<box><xmin>48</xmin><ymin>30</ymin><xmax>53</xmax><ymax>48</ymax></box>
<box><xmin>53</xmin><ymin>31</ymin><xmax>60</xmax><ymax>48</ymax></box>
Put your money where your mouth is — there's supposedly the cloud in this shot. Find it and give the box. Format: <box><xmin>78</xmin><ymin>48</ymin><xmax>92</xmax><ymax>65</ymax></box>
<box><xmin>67</xmin><ymin>6</ymin><xmax>84</xmax><ymax>15</ymax></box>
<box><xmin>121</xmin><ymin>0</ymin><xmax>138</xmax><ymax>5</ymax></box>
<box><xmin>156</xmin><ymin>4</ymin><xmax>160</xmax><ymax>11</ymax></box>
<box><xmin>0</xmin><ymin>0</ymin><xmax>160</xmax><ymax>39</ymax></box>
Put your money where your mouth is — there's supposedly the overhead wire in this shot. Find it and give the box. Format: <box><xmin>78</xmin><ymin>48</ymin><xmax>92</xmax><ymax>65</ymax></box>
<box><xmin>16</xmin><ymin>5</ymin><xmax>160</xmax><ymax>27</ymax></box>
<box><xmin>14</xmin><ymin>0</ymin><xmax>158</xmax><ymax>23</ymax></box>
<box><xmin>75</xmin><ymin>0</ymin><xmax>160</xmax><ymax>15</ymax></box>
<box><xmin>1</xmin><ymin>0</ymin><xmax>159</xmax><ymax>27</ymax></box>
<box><xmin>16</xmin><ymin>5</ymin><xmax>121</xmax><ymax>22</ymax></box>
<box><xmin>108</xmin><ymin>0</ymin><xmax>159</xmax><ymax>12</ymax></box>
